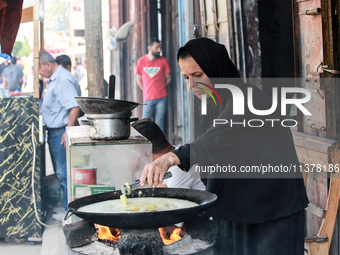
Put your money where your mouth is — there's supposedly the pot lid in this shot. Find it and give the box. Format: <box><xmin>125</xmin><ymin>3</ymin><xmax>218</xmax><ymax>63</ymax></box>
<box><xmin>76</xmin><ymin>97</ymin><xmax>140</xmax><ymax>115</ymax></box>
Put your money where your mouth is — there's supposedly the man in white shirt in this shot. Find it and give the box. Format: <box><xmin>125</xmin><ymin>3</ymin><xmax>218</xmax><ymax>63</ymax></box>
<box><xmin>132</xmin><ymin>119</ymin><xmax>205</xmax><ymax>190</ymax></box>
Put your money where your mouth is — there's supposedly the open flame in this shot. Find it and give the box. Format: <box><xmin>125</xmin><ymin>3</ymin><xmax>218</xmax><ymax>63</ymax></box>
<box><xmin>95</xmin><ymin>224</ymin><xmax>121</xmax><ymax>243</ymax></box>
<box><xmin>158</xmin><ymin>226</ymin><xmax>185</xmax><ymax>245</ymax></box>
<box><xmin>95</xmin><ymin>224</ymin><xmax>184</xmax><ymax>246</ymax></box>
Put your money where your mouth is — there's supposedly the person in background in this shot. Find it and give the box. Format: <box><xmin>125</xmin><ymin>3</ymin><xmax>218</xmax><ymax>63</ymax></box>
<box><xmin>74</xmin><ymin>58</ymin><xmax>88</xmax><ymax>96</ymax></box>
<box><xmin>0</xmin><ymin>58</ymin><xmax>10</xmax><ymax>84</ymax></box>
<box><xmin>2</xmin><ymin>56</ymin><xmax>24</xmax><ymax>92</ymax></box>
<box><xmin>56</xmin><ymin>54</ymin><xmax>81</xmax><ymax>96</ymax></box>
<box><xmin>74</xmin><ymin>58</ymin><xmax>86</xmax><ymax>82</ymax></box>
<box><xmin>140</xmin><ymin>38</ymin><xmax>308</xmax><ymax>255</ymax></box>
<box><xmin>39</xmin><ymin>51</ymin><xmax>81</xmax><ymax>218</ymax></box>
<box><xmin>16</xmin><ymin>57</ymin><xmax>24</xmax><ymax>71</ymax></box>
<box><xmin>19</xmin><ymin>56</ymin><xmax>30</xmax><ymax>76</ymax></box>
<box><xmin>56</xmin><ymin>54</ymin><xmax>108</xmax><ymax>98</ymax></box>
<box><xmin>135</xmin><ymin>38</ymin><xmax>171</xmax><ymax>132</ymax></box>
<box><xmin>16</xmin><ymin>57</ymin><xmax>28</xmax><ymax>88</ymax></box>
<box><xmin>56</xmin><ymin>54</ymin><xmax>72</xmax><ymax>72</ymax></box>
<box><xmin>132</xmin><ymin>119</ymin><xmax>205</xmax><ymax>190</ymax></box>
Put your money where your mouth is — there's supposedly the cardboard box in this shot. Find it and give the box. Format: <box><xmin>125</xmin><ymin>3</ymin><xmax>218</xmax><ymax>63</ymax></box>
<box><xmin>73</xmin><ymin>185</ymin><xmax>115</xmax><ymax>199</ymax></box>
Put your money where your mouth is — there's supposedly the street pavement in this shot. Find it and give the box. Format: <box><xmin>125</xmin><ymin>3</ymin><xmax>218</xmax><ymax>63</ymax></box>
<box><xmin>0</xmin><ymin>206</ymin><xmax>67</xmax><ymax>255</ymax></box>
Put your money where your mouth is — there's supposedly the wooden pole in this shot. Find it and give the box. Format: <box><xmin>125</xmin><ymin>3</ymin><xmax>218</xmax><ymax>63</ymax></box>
<box><xmin>69</xmin><ymin>0</ymin><xmax>75</xmax><ymax>73</ymax></box>
<box><xmin>33</xmin><ymin>6</ymin><xmax>39</xmax><ymax>98</ymax></box>
<box><xmin>84</xmin><ymin>0</ymin><xmax>104</xmax><ymax>97</ymax></box>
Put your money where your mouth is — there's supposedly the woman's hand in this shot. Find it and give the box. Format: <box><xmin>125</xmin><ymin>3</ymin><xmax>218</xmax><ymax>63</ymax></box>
<box><xmin>140</xmin><ymin>152</ymin><xmax>180</xmax><ymax>187</ymax></box>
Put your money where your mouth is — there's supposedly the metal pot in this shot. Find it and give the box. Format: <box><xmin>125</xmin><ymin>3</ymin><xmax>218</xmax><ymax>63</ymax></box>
<box><xmin>81</xmin><ymin>113</ymin><xmax>138</xmax><ymax>140</ymax></box>
<box><xmin>66</xmin><ymin>188</ymin><xmax>217</xmax><ymax>229</ymax></box>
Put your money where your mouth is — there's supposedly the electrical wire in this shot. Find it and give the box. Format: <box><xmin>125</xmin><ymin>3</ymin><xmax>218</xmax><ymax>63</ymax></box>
<box><xmin>31</xmin><ymin>122</ymin><xmax>58</xmax><ymax>228</ymax></box>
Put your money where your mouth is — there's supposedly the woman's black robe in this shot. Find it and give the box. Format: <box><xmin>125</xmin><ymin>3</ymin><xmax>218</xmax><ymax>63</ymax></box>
<box><xmin>173</xmin><ymin>37</ymin><xmax>308</xmax><ymax>224</ymax></box>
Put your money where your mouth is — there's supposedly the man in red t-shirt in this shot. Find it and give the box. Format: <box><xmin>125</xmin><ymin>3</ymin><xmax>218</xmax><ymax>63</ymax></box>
<box><xmin>135</xmin><ymin>38</ymin><xmax>171</xmax><ymax>132</ymax></box>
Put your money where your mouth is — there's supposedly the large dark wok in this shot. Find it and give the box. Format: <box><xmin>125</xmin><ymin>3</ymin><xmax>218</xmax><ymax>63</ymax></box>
<box><xmin>66</xmin><ymin>188</ymin><xmax>217</xmax><ymax>229</ymax></box>
<box><xmin>75</xmin><ymin>97</ymin><xmax>140</xmax><ymax>115</ymax></box>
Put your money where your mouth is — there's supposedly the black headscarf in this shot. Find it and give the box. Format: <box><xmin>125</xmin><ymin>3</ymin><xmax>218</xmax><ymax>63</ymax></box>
<box><xmin>179</xmin><ymin>37</ymin><xmax>241</xmax><ymax>79</ymax></box>
<box><xmin>173</xmin><ymin>38</ymin><xmax>308</xmax><ymax>223</ymax></box>
<box><xmin>178</xmin><ymin>38</ymin><xmax>243</xmax><ymax>137</ymax></box>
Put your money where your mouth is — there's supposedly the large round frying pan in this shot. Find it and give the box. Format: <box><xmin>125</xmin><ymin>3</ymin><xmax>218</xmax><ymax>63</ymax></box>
<box><xmin>66</xmin><ymin>188</ymin><xmax>217</xmax><ymax>229</ymax></box>
<box><xmin>75</xmin><ymin>97</ymin><xmax>140</xmax><ymax>115</ymax></box>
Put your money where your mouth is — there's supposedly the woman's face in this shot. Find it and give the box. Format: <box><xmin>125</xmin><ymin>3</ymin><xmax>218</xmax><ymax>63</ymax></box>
<box><xmin>178</xmin><ymin>56</ymin><xmax>212</xmax><ymax>100</ymax></box>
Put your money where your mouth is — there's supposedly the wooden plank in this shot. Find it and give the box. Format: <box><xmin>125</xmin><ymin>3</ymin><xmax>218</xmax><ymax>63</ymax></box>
<box><xmin>318</xmin><ymin>175</ymin><xmax>340</xmax><ymax>243</ymax></box>
<box><xmin>293</xmin><ymin>131</ymin><xmax>337</xmax><ymax>153</ymax></box>
<box><xmin>21</xmin><ymin>7</ymin><xmax>33</xmax><ymax>23</ymax></box>
<box><xmin>292</xmin><ymin>131</ymin><xmax>340</xmax><ymax>166</ymax></box>
<box><xmin>305</xmin><ymin>174</ymin><xmax>328</xmax><ymax>236</ymax></box>
<box><xmin>33</xmin><ymin>6</ymin><xmax>39</xmax><ymax>99</ymax></box>
<box><xmin>307</xmin><ymin>241</ymin><xmax>329</xmax><ymax>255</ymax></box>
<box><xmin>306</xmin><ymin>203</ymin><xmax>327</xmax><ymax>218</ymax></box>
<box><xmin>294</xmin><ymin>130</ymin><xmax>340</xmax><ymax>239</ymax></box>
<box><xmin>321</xmin><ymin>0</ymin><xmax>337</xmax><ymax>139</ymax></box>
<box><xmin>294</xmin><ymin>131</ymin><xmax>340</xmax><ymax>246</ymax></box>
<box><xmin>295</xmin><ymin>146</ymin><xmax>330</xmax><ymax>167</ymax></box>
<box><xmin>305</xmin><ymin>235</ymin><xmax>328</xmax><ymax>243</ymax></box>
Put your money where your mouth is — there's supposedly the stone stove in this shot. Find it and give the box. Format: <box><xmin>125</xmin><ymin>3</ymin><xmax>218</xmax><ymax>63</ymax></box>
<box><xmin>63</xmin><ymin>215</ymin><xmax>218</xmax><ymax>255</ymax></box>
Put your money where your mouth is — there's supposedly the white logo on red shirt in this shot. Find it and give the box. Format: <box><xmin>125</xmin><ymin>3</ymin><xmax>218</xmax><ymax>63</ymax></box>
<box><xmin>143</xmin><ymin>67</ymin><xmax>160</xmax><ymax>78</ymax></box>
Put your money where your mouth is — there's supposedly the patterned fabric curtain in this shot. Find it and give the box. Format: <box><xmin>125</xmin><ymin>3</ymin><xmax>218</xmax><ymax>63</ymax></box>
<box><xmin>0</xmin><ymin>0</ymin><xmax>24</xmax><ymax>57</ymax></box>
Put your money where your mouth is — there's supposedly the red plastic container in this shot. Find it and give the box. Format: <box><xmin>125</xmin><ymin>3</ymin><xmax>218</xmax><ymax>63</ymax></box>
<box><xmin>10</xmin><ymin>92</ymin><xmax>21</xmax><ymax>96</ymax></box>
<box><xmin>73</xmin><ymin>167</ymin><xmax>97</xmax><ymax>184</ymax></box>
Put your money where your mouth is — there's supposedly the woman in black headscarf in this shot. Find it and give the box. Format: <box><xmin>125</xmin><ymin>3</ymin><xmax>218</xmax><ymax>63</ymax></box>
<box><xmin>140</xmin><ymin>38</ymin><xmax>308</xmax><ymax>255</ymax></box>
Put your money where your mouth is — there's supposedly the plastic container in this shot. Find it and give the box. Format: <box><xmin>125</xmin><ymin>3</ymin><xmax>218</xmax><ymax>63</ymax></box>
<box><xmin>0</xmin><ymin>53</ymin><xmax>11</xmax><ymax>60</ymax></box>
<box><xmin>10</xmin><ymin>91</ymin><xmax>21</xmax><ymax>96</ymax></box>
<box><xmin>4</xmin><ymin>90</ymin><xmax>10</xmax><ymax>98</ymax></box>
<box><xmin>73</xmin><ymin>167</ymin><xmax>97</xmax><ymax>184</ymax></box>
